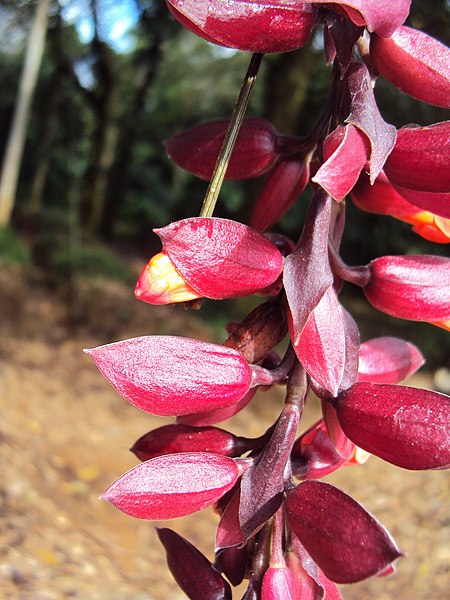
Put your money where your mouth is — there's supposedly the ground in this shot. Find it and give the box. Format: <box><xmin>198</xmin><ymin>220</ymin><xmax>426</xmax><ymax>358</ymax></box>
<box><xmin>0</xmin><ymin>265</ymin><xmax>449</xmax><ymax>599</ymax></box>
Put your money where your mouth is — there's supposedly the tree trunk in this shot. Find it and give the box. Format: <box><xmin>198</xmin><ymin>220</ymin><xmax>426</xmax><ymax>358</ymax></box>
<box><xmin>0</xmin><ymin>0</ymin><xmax>50</xmax><ymax>226</ymax></box>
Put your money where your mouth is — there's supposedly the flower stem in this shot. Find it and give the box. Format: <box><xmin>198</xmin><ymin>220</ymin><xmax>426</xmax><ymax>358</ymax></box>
<box><xmin>328</xmin><ymin>239</ymin><xmax>371</xmax><ymax>286</ymax></box>
<box><xmin>199</xmin><ymin>52</ymin><xmax>263</xmax><ymax>218</ymax></box>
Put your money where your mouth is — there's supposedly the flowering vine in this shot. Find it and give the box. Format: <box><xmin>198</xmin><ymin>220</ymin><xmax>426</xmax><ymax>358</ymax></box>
<box><xmin>87</xmin><ymin>1</ymin><xmax>450</xmax><ymax>597</ymax></box>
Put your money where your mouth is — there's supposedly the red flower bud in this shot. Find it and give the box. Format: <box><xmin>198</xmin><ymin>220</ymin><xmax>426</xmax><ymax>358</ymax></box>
<box><xmin>165</xmin><ymin>118</ymin><xmax>279</xmax><ymax>180</ymax></box>
<box><xmin>370</xmin><ymin>26</ymin><xmax>450</xmax><ymax>108</ymax></box>
<box><xmin>336</xmin><ymin>382</ymin><xmax>450</xmax><ymax>469</ymax></box>
<box><xmin>156</xmin><ymin>217</ymin><xmax>284</xmax><ymax>300</ymax></box>
<box><xmin>285</xmin><ymin>480</ymin><xmax>402</xmax><ymax>583</ymax></box>
<box><xmin>165</xmin><ymin>0</ymin><xmax>317</xmax><ymax>53</ymax></box>
<box><xmin>364</xmin><ymin>255</ymin><xmax>450</xmax><ymax>326</ymax></box>
<box><xmin>101</xmin><ymin>452</ymin><xmax>240</xmax><ymax>520</ymax></box>
<box><xmin>312</xmin><ymin>124</ymin><xmax>369</xmax><ymax>200</ymax></box>
<box><xmin>358</xmin><ymin>336</ymin><xmax>424</xmax><ymax>384</ymax></box>
<box><xmin>249</xmin><ymin>157</ymin><xmax>309</xmax><ymax>232</ymax></box>
<box><xmin>383</xmin><ymin>122</ymin><xmax>450</xmax><ymax>194</ymax></box>
<box><xmin>85</xmin><ymin>336</ymin><xmax>253</xmax><ymax>416</ymax></box>
<box><xmin>131</xmin><ymin>424</ymin><xmax>241</xmax><ymax>461</ymax></box>
<box><xmin>157</xmin><ymin>528</ymin><xmax>232</xmax><ymax>599</ymax></box>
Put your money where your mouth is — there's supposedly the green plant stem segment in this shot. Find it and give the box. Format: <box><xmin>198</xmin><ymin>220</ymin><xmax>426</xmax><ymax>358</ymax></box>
<box><xmin>199</xmin><ymin>52</ymin><xmax>263</xmax><ymax>218</ymax></box>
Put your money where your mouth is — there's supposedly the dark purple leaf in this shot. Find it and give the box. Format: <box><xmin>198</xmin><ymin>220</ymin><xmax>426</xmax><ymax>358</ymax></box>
<box><xmin>336</xmin><ymin>382</ymin><xmax>450</xmax><ymax>469</ymax></box>
<box><xmin>312</xmin><ymin>124</ymin><xmax>369</xmax><ymax>200</ymax></box>
<box><xmin>216</xmin><ymin>488</ymin><xmax>245</xmax><ymax>550</ymax></box>
<box><xmin>293</xmin><ymin>287</ymin><xmax>354</xmax><ymax>396</ymax></box>
<box><xmin>284</xmin><ymin>192</ymin><xmax>334</xmax><ymax>344</ymax></box>
<box><xmin>324</xmin><ymin>12</ymin><xmax>363</xmax><ymax>76</ymax></box>
<box><xmin>157</xmin><ymin>528</ymin><xmax>232</xmax><ymax>600</ymax></box>
<box><xmin>345</xmin><ymin>62</ymin><xmax>397</xmax><ymax>182</ymax></box>
<box><xmin>285</xmin><ymin>480</ymin><xmax>402</xmax><ymax>583</ymax></box>
<box><xmin>101</xmin><ymin>452</ymin><xmax>240</xmax><ymax>519</ymax></box>
<box><xmin>215</xmin><ymin>544</ymin><xmax>248</xmax><ymax>587</ymax></box>
<box><xmin>239</xmin><ymin>404</ymin><xmax>300</xmax><ymax>540</ymax></box>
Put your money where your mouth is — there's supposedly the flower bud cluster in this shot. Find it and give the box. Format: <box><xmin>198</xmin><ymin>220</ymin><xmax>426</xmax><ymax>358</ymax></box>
<box><xmin>87</xmin><ymin>1</ymin><xmax>450</xmax><ymax>597</ymax></box>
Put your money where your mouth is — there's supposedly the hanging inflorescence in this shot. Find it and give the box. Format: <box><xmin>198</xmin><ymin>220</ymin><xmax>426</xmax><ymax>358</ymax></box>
<box><xmin>86</xmin><ymin>1</ymin><xmax>450</xmax><ymax>598</ymax></box>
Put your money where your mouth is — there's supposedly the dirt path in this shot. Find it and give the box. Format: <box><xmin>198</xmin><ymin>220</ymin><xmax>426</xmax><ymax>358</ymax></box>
<box><xmin>0</xmin><ymin>283</ymin><xmax>449</xmax><ymax>599</ymax></box>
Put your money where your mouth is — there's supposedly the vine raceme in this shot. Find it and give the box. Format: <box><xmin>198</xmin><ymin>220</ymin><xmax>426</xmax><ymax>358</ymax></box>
<box><xmin>87</xmin><ymin>2</ymin><xmax>450</xmax><ymax>598</ymax></box>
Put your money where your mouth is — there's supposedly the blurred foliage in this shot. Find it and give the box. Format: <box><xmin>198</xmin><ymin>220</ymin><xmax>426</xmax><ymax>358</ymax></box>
<box><xmin>0</xmin><ymin>226</ymin><xmax>31</xmax><ymax>266</ymax></box>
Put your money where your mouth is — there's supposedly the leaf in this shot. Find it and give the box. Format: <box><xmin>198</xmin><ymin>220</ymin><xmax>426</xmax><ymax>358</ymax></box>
<box><xmin>157</xmin><ymin>528</ymin><xmax>232</xmax><ymax>600</ymax></box>
<box><xmin>215</xmin><ymin>544</ymin><xmax>248</xmax><ymax>587</ymax></box>
<box><xmin>383</xmin><ymin>122</ymin><xmax>450</xmax><ymax>193</ymax></box>
<box><xmin>284</xmin><ymin>192</ymin><xmax>334</xmax><ymax>345</ymax></box>
<box><xmin>312</xmin><ymin>124</ymin><xmax>369</xmax><ymax>200</ymax></box>
<box><xmin>358</xmin><ymin>337</ymin><xmax>424</xmax><ymax>384</ymax></box>
<box><xmin>336</xmin><ymin>382</ymin><xmax>450</xmax><ymax>469</ymax></box>
<box><xmin>85</xmin><ymin>336</ymin><xmax>252</xmax><ymax>416</ymax></box>
<box><xmin>216</xmin><ymin>489</ymin><xmax>245</xmax><ymax>550</ymax></box>
<box><xmin>101</xmin><ymin>452</ymin><xmax>240</xmax><ymax>519</ymax></box>
<box><xmin>239</xmin><ymin>404</ymin><xmax>300</xmax><ymax>540</ymax></box>
<box><xmin>165</xmin><ymin>118</ymin><xmax>279</xmax><ymax>180</ymax></box>
<box><xmin>324</xmin><ymin>12</ymin><xmax>363</xmax><ymax>77</ymax></box>
<box><xmin>293</xmin><ymin>287</ymin><xmax>346</xmax><ymax>396</ymax></box>
<box><xmin>370</xmin><ymin>26</ymin><xmax>450</xmax><ymax>108</ymax></box>
<box><xmin>345</xmin><ymin>62</ymin><xmax>397</xmax><ymax>182</ymax></box>
<box><xmin>157</xmin><ymin>218</ymin><xmax>284</xmax><ymax>299</ymax></box>
<box><xmin>285</xmin><ymin>480</ymin><xmax>402</xmax><ymax>583</ymax></box>
<box><xmin>364</xmin><ymin>255</ymin><xmax>450</xmax><ymax>323</ymax></box>
<box><xmin>166</xmin><ymin>0</ymin><xmax>317</xmax><ymax>53</ymax></box>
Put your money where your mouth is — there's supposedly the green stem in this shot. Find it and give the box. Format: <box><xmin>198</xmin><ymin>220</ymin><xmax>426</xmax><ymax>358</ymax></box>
<box><xmin>199</xmin><ymin>52</ymin><xmax>263</xmax><ymax>218</ymax></box>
